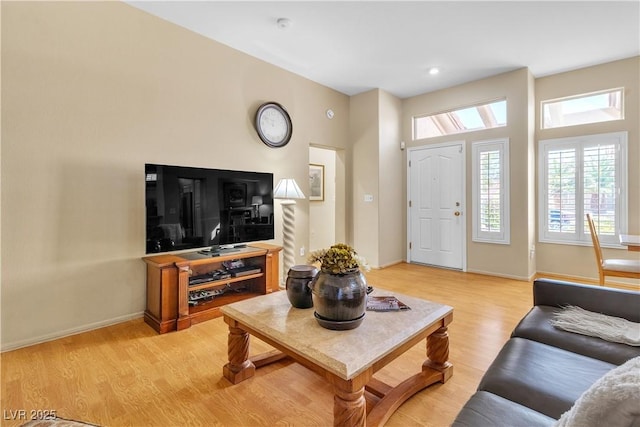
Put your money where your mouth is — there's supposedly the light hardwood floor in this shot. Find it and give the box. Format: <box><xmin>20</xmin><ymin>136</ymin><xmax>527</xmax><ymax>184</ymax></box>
<box><xmin>0</xmin><ymin>264</ymin><xmax>570</xmax><ymax>426</ymax></box>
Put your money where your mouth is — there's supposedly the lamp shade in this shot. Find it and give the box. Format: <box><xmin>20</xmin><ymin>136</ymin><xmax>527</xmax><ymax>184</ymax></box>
<box><xmin>273</xmin><ymin>178</ymin><xmax>305</xmax><ymax>200</ymax></box>
<box><xmin>251</xmin><ymin>196</ymin><xmax>263</xmax><ymax>206</ymax></box>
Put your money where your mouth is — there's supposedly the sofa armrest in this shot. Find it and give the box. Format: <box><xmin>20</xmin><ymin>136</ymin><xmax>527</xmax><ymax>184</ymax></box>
<box><xmin>533</xmin><ymin>278</ymin><xmax>640</xmax><ymax>322</ymax></box>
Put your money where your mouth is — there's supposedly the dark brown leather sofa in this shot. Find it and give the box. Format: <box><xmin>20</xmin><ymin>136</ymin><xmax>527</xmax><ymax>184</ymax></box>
<box><xmin>452</xmin><ymin>278</ymin><xmax>640</xmax><ymax>427</ymax></box>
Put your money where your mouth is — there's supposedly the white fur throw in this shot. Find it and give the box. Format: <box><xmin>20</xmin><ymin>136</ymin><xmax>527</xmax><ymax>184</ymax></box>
<box><xmin>551</xmin><ymin>306</ymin><xmax>640</xmax><ymax>346</ymax></box>
<box><xmin>554</xmin><ymin>356</ymin><xmax>640</xmax><ymax>427</ymax></box>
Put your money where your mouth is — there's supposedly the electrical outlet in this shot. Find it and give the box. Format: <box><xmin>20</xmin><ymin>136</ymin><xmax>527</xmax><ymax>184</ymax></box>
<box><xmin>300</xmin><ymin>246</ymin><xmax>305</xmax><ymax>256</ymax></box>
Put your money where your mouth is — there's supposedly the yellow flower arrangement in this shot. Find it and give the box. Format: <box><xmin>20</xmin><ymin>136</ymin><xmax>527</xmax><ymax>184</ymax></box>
<box><xmin>307</xmin><ymin>243</ymin><xmax>370</xmax><ymax>275</ymax></box>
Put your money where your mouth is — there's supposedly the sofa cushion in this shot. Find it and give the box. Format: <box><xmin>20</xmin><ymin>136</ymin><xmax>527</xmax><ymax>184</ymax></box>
<box><xmin>451</xmin><ymin>391</ymin><xmax>555</xmax><ymax>427</ymax></box>
<box><xmin>478</xmin><ymin>337</ymin><xmax>616</xmax><ymax>419</ymax></box>
<box><xmin>512</xmin><ymin>306</ymin><xmax>640</xmax><ymax>365</ymax></box>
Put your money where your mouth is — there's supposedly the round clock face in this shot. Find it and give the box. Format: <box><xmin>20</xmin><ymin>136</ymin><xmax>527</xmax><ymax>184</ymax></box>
<box><xmin>255</xmin><ymin>102</ymin><xmax>292</xmax><ymax>148</ymax></box>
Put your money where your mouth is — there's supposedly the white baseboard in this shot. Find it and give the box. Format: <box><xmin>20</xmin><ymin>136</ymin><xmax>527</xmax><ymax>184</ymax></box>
<box><xmin>376</xmin><ymin>259</ymin><xmax>405</xmax><ymax>269</ymax></box>
<box><xmin>1</xmin><ymin>311</ymin><xmax>144</xmax><ymax>353</ymax></box>
<box><xmin>465</xmin><ymin>268</ymin><xmax>533</xmax><ymax>282</ymax></box>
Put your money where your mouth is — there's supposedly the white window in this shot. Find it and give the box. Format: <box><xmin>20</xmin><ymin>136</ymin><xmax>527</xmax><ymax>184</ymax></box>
<box><xmin>414</xmin><ymin>99</ymin><xmax>507</xmax><ymax>139</ymax></box>
<box><xmin>541</xmin><ymin>88</ymin><xmax>623</xmax><ymax>129</ymax></box>
<box><xmin>538</xmin><ymin>132</ymin><xmax>627</xmax><ymax>246</ymax></box>
<box><xmin>472</xmin><ymin>138</ymin><xmax>510</xmax><ymax>244</ymax></box>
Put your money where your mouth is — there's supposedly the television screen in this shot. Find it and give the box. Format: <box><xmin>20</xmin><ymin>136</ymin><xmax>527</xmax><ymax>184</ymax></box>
<box><xmin>145</xmin><ymin>164</ymin><xmax>274</xmax><ymax>254</ymax></box>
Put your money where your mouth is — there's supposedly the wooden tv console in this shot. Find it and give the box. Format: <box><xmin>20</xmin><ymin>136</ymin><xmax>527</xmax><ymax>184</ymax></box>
<box><xmin>142</xmin><ymin>243</ymin><xmax>282</xmax><ymax>334</ymax></box>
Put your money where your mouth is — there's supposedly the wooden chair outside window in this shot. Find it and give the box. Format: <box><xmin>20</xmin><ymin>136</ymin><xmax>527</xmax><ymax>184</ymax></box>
<box><xmin>586</xmin><ymin>213</ymin><xmax>640</xmax><ymax>285</ymax></box>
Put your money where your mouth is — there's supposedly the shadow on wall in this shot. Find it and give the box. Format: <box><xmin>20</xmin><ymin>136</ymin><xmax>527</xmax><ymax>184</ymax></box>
<box><xmin>1</xmin><ymin>257</ymin><xmax>145</xmax><ymax>349</ymax></box>
<box><xmin>54</xmin><ymin>159</ymin><xmax>144</xmax><ymax>263</ymax></box>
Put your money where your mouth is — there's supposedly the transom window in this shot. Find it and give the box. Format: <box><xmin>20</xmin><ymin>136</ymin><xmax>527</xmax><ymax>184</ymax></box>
<box><xmin>541</xmin><ymin>88</ymin><xmax>623</xmax><ymax>129</ymax></box>
<box><xmin>414</xmin><ymin>99</ymin><xmax>507</xmax><ymax>139</ymax></box>
<box><xmin>538</xmin><ymin>132</ymin><xmax>628</xmax><ymax>246</ymax></box>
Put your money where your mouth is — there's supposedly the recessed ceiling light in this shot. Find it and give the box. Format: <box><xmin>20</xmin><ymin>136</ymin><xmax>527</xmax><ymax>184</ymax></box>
<box><xmin>277</xmin><ymin>18</ymin><xmax>292</xmax><ymax>29</ymax></box>
<box><xmin>428</xmin><ymin>67</ymin><xmax>440</xmax><ymax>76</ymax></box>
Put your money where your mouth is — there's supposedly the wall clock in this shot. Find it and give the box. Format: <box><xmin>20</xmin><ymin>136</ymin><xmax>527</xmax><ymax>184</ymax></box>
<box><xmin>255</xmin><ymin>102</ymin><xmax>293</xmax><ymax>148</ymax></box>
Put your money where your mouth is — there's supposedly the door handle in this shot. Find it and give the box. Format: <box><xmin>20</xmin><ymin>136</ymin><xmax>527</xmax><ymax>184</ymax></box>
<box><xmin>454</xmin><ymin>211</ymin><xmax>461</xmax><ymax>216</ymax></box>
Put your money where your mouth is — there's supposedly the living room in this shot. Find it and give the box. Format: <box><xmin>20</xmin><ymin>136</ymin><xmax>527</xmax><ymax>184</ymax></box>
<box><xmin>1</xmin><ymin>1</ymin><xmax>639</xmax><ymax>425</ymax></box>
<box><xmin>3</xmin><ymin>0</ymin><xmax>639</xmax><ymax>351</ymax></box>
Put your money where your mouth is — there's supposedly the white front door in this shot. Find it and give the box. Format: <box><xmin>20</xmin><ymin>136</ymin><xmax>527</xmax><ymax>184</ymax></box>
<box><xmin>408</xmin><ymin>143</ymin><xmax>465</xmax><ymax>269</ymax></box>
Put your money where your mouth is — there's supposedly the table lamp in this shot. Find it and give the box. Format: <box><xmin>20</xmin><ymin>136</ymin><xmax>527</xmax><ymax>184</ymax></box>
<box><xmin>251</xmin><ymin>195</ymin><xmax>263</xmax><ymax>220</ymax></box>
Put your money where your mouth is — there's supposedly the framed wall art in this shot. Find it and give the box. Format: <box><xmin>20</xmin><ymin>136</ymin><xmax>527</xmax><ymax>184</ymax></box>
<box><xmin>224</xmin><ymin>182</ymin><xmax>247</xmax><ymax>208</ymax></box>
<box><xmin>309</xmin><ymin>164</ymin><xmax>324</xmax><ymax>201</ymax></box>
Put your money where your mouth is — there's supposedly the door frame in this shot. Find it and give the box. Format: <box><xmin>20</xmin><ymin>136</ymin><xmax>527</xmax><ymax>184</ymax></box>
<box><xmin>406</xmin><ymin>141</ymin><xmax>467</xmax><ymax>271</ymax></box>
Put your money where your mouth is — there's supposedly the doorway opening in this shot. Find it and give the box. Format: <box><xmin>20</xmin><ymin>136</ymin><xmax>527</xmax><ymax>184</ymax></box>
<box><xmin>309</xmin><ymin>146</ymin><xmax>343</xmax><ymax>251</ymax></box>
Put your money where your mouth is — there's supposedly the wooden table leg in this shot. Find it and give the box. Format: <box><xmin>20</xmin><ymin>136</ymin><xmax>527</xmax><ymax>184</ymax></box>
<box><xmin>423</xmin><ymin>325</ymin><xmax>453</xmax><ymax>382</ymax></box>
<box><xmin>366</xmin><ymin>325</ymin><xmax>452</xmax><ymax>427</ymax></box>
<box><xmin>222</xmin><ymin>321</ymin><xmax>255</xmax><ymax>384</ymax></box>
<box><xmin>334</xmin><ymin>386</ymin><xmax>366</xmax><ymax>427</ymax></box>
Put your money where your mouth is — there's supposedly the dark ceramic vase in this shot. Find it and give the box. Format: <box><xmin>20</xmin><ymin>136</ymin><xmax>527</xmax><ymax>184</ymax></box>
<box><xmin>309</xmin><ymin>269</ymin><xmax>368</xmax><ymax>324</ymax></box>
<box><xmin>286</xmin><ymin>265</ymin><xmax>318</xmax><ymax>308</ymax></box>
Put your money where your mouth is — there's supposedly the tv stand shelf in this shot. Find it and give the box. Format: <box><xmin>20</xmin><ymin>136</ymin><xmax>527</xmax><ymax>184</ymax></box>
<box><xmin>187</xmin><ymin>272</ymin><xmax>262</xmax><ymax>292</ymax></box>
<box><xmin>142</xmin><ymin>243</ymin><xmax>282</xmax><ymax>334</ymax></box>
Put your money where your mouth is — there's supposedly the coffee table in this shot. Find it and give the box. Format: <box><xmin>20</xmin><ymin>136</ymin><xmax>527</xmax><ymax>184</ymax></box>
<box><xmin>220</xmin><ymin>289</ymin><xmax>453</xmax><ymax>427</ymax></box>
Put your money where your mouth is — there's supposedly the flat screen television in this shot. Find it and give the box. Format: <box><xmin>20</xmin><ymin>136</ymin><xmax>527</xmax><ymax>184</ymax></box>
<box><xmin>145</xmin><ymin>164</ymin><xmax>274</xmax><ymax>254</ymax></box>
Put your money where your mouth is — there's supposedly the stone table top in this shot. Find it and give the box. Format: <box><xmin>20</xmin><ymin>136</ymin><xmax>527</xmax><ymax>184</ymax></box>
<box><xmin>221</xmin><ymin>289</ymin><xmax>452</xmax><ymax>380</ymax></box>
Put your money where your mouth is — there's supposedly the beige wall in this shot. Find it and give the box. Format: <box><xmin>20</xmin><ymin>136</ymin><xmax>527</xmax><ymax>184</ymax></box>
<box><xmin>378</xmin><ymin>90</ymin><xmax>404</xmax><ymax>267</ymax></box>
<box><xmin>526</xmin><ymin>70</ymin><xmax>537</xmax><ymax>279</ymax></box>
<box><xmin>350</xmin><ymin>90</ymin><xmax>380</xmax><ymax>266</ymax></box>
<box><xmin>349</xmin><ymin>89</ymin><xmax>405</xmax><ymax>268</ymax></box>
<box><xmin>0</xmin><ymin>1</ymin><xmax>3</xmax><ymax>345</ymax></box>
<box><xmin>535</xmin><ymin>57</ymin><xmax>640</xmax><ymax>281</ymax></box>
<box><xmin>1</xmin><ymin>2</ymin><xmax>350</xmax><ymax>349</ymax></box>
<box><xmin>402</xmin><ymin>68</ymin><xmax>536</xmax><ymax>280</ymax></box>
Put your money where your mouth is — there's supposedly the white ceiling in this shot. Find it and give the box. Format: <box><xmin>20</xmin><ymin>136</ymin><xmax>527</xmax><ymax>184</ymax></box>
<box><xmin>127</xmin><ymin>1</ymin><xmax>640</xmax><ymax>99</ymax></box>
